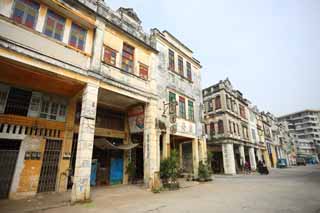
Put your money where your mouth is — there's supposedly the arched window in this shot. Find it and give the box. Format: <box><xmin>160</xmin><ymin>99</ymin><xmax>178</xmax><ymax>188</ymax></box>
<box><xmin>218</xmin><ymin>120</ymin><xmax>224</xmax><ymax>134</ymax></box>
<box><xmin>215</xmin><ymin>95</ymin><xmax>221</xmax><ymax>110</ymax></box>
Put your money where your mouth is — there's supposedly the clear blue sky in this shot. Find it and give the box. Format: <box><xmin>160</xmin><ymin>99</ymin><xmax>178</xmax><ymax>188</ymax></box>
<box><xmin>107</xmin><ymin>0</ymin><xmax>320</xmax><ymax>116</ymax></box>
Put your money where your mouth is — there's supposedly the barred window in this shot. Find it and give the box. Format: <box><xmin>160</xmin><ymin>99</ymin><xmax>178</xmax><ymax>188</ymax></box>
<box><xmin>179</xmin><ymin>96</ymin><xmax>186</xmax><ymax>119</ymax></box>
<box><xmin>188</xmin><ymin>100</ymin><xmax>194</xmax><ymax>121</ymax></box>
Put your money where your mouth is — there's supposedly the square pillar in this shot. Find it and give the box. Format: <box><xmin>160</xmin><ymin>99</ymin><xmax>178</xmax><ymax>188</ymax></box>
<box><xmin>71</xmin><ymin>83</ymin><xmax>98</xmax><ymax>203</ymax></box>
<box><xmin>256</xmin><ymin>149</ymin><xmax>263</xmax><ymax>161</ymax></box>
<box><xmin>143</xmin><ymin>100</ymin><xmax>160</xmax><ymax>189</ymax></box>
<box><xmin>262</xmin><ymin>150</ymin><xmax>272</xmax><ymax>169</ymax></box>
<box><xmin>239</xmin><ymin>144</ymin><xmax>245</xmax><ymax>168</ymax></box>
<box><xmin>248</xmin><ymin>147</ymin><xmax>257</xmax><ymax>171</ymax></box>
<box><xmin>90</xmin><ymin>18</ymin><xmax>105</xmax><ymax>73</ymax></box>
<box><xmin>192</xmin><ymin>139</ymin><xmax>200</xmax><ymax>178</ymax></box>
<box><xmin>162</xmin><ymin>131</ymin><xmax>170</xmax><ymax>159</ymax></box>
<box><xmin>222</xmin><ymin>143</ymin><xmax>236</xmax><ymax>175</ymax></box>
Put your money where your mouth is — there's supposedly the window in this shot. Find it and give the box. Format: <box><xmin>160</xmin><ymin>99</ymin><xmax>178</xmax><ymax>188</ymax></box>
<box><xmin>186</xmin><ymin>62</ymin><xmax>192</xmax><ymax>80</ymax></box>
<box><xmin>233</xmin><ymin>123</ymin><xmax>236</xmax><ymax>134</ymax></box>
<box><xmin>210</xmin><ymin>122</ymin><xmax>215</xmax><ymax>135</ymax></box>
<box><xmin>239</xmin><ymin>105</ymin><xmax>246</xmax><ymax>119</ymax></box>
<box><xmin>39</xmin><ymin>97</ymin><xmax>66</xmax><ymax>121</ymax></box>
<box><xmin>215</xmin><ymin>95</ymin><xmax>221</xmax><ymax>110</ymax></box>
<box><xmin>139</xmin><ymin>63</ymin><xmax>149</xmax><ymax>80</ymax></box>
<box><xmin>168</xmin><ymin>49</ymin><xmax>175</xmax><ymax>71</ymax></box>
<box><xmin>229</xmin><ymin>120</ymin><xmax>232</xmax><ymax>133</ymax></box>
<box><xmin>69</xmin><ymin>23</ymin><xmax>87</xmax><ymax>51</ymax></box>
<box><xmin>237</xmin><ymin>124</ymin><xmax>240</xmax><ymax>136</ymax></box>
<box><xmin>226</xmin><ymin>95</ymin><xmax>230</xmax><ymax>110</ymax></box>
<box><xmin>208</xmin><ymin>100</ymin><xmax>213</xmax><ymax>112</ymax></box>
<box><xmin>43</xmin><ymin>10</ymin><xmax>65</xmax><ymax>41</ymax></box>
<box><xmin>103</xmin><ymin>46</ymin><xmax>117</xmax><ymax>66</ymax></box>
<box><xmin>179</xmin><ymin>96</ymin><xmax>186</xmax><ymax>119</ymax></box>
<box><xmin>5</xmin><ymin>87</ymin><xmax>32</xmax><ymax>116</ymax></box>
<box><xmin>169</xmin><ymin>92</ymin><xmax>176</xmax><ymax>103</ymax></box>
<box><xmin>188</xmin><ymin>100</ymin><xmax>194</xmax><ymax>121</ymax></box>
<box><xmin>178</xmin><ymin>56</ymin><xmax>183</xmax><ymax>75</ymax></box>
<box><xmin>122</xmin><ymin>43</ymin><xmax>134</xmax><ymax>73</ymax></box>
<box><xmin>12</xmin><ymin>0</ymin><xmax>39</xmax><ymax>29</ymax></box>
<box><xmin>252</xmin><ymin>129</ymin><xmax>257</xmax><ymax>141</ymax></box>
<box><xmin>218</xmin><ymin>120</ymin><xmax>224</xmax><ymax>134</ymax></box>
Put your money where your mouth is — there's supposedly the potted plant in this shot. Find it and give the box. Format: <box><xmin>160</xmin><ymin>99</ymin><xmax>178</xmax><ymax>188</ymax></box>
<box><xmin>160</xmin><ymin>150</ymin><xmax>180</xmax><ymax>190</ymax></box>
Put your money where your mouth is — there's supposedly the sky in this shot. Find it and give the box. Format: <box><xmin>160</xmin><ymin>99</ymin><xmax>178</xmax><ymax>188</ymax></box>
<box><xmin>107</xmin><ymin>0</ymin><xmax>320</xmax><ymax>116</ymax></box>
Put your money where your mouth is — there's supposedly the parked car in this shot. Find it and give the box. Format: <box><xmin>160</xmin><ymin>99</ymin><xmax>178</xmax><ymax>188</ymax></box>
<box><xmin>296</xmin><ymin>158</ymin><xmax>306</xmax><ymax>166</ymax></box>
<box><xmin>277</xmin><ymin>159</ymin><xmax>288</xmax><ymax>168</ymax></box>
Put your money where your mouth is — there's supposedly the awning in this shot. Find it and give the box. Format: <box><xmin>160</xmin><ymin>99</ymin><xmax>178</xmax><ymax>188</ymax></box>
<box><xmin>94</xmin><ymin>138</ymin><xmax>139</xmax><ymax>150</ymax></box>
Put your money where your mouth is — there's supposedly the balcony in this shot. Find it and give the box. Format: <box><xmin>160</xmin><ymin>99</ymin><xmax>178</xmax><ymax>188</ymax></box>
<box><xmin>0</xmin><ymin>17</ymin><xmax>90</xmax><ymax>71</ymax></box>
<box><xmin>100</xmin><ymin>64</ymin><xmax>151</xmax><ymax>95</ymax></box>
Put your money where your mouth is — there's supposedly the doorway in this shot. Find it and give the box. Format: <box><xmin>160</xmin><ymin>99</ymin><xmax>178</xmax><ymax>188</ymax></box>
<box><xmin>38</xmin><ymin>139</ymin><xmax>62</xmax><ymax>193</ymax></box>
<box><xmin>0</xmin><ymin>139</ymin><xmax>21</xmax><ymax>199</ymax></box>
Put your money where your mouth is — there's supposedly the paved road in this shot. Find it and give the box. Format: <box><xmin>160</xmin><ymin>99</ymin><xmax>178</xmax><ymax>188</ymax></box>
<box><xmin>2</xmin><ymin>165</ymin><xmax>320</xmax><ymax>213</ymax></box>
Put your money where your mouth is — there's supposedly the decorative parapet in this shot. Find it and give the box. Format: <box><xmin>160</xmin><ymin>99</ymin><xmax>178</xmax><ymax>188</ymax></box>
<box><xmin>96</xmin><ymin>2</ymin><xmax>152</xmax><ymax>47</ymax></box>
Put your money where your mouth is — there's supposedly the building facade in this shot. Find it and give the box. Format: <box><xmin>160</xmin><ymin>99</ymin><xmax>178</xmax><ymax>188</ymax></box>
<box><xmin>150</xmin><ymin>29</ymin><xmax>205</xmax><ymax>178</ymax></box>
<box><xmin>203</xmin><ymin>79</ymin><xmax>264</xmax><ymax>175</ymax></box>
<box><xmin>0</xmin><ymin>0</ymin><xmax>205</xmax><ymax>201</ymax></box>
<box><xmin>278</xmin><ymin>110</ymin><xmax>320</xmax><ymax>163</ymax></box>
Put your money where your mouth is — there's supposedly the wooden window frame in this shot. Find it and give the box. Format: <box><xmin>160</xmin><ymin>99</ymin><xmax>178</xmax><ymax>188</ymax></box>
<box><xmin>168</xmin><ymin>49</ymin><xmax>175</xmax><ymax>71</ymax></box>
<box><xmin>179</xmin><ymin>96</ymin><xmax>186</xmax><ymax>119</ymax></box>
<box><xmin>11</xmin><ymin>0</ymin><xmax>40</xmax><ymax>29</ymax></box>
<box><xmin>139</xmin><ymin>63</ymin><xmax>149</xmax><ymax>80</ymax></box>
<box><xmin>186</xmin><ymin>62</ymin><xmax>192</xmax><ymax>81</ymax></box>
<box><xmin>178</xmin><ymin>56</ymin><xmax>184</xmax><ymax>75</ymax></box>
<box><xmin>68</xmin><ymin>23</ymin><xmax>87</xmax><ymax>51</ymax></box>
<box><xmin>43</xmin><ymin>9</ymin><xmax>66</xmax><ymax>41</ymax></box>
<box><xmin>103</xmin><ymin>46</ymin><xmax>117</xmax><ymax>66</ymax></box>
<box><xmin>121</xmin><ymin>43</ymin><xmax>135</xmax><ymax>73</ymax></box>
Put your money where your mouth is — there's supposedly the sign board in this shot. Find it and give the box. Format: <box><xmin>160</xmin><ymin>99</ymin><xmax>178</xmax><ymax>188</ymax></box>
<box><xmin>128</xmin><ymin>105</ymin><xmax>144</xmax><ymax>133</ymax></box>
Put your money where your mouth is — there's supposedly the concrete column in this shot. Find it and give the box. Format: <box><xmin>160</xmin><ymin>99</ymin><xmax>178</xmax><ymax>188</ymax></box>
<box><xmin>143</xmin><ymin>100</ymin><xmax>160</xmax><ymax>189</ymax></box>
<box><xmin>71</xmin><ymin>83</ymin><xmax>98</xmax><ymax>203</ymax></box>
<box><xmin>90</xmin><ymin>18</ymin><xmax>105</xmax><ymax>73</ymax></box>
<box><xmin>199</xmin><ymin>138</ymin><xmax>207</xmax><ymax>163</ymax></box>
<box><xmin>262</xmin><ymin>150</ymin><xmax>272</xmax><ymax>169</ymax></box>
<box><xmin>192</xmin><ymin>139</ymin><xmax>200</xmax><ymax>178</ymax></box>
<box><xmin>179</xmin><ymin>143</ymin><xmax>183</xmax><ymax>169</ymax></box>
<box><xmin>256</xmin><ymin>149</ymin><xmax>263</xmax><ymax>161</ymax></box>
<box><xmin>248</xmin><ymin>147</ymin><xmax>257</xmax><ymax>171</ymax></box>
<box><xmin>162</xmin><ymin>131</ymin><xmax>170</xmax><ymax>159</ymax></box>
<box><xmin>222</xmin><ymin>143</ymin><xmax>236</xmax><ymax>175</ymax></box>
<box><xmin>239</xmin><ymin>144</ymin><xmax>245</xmax><ymax>171</ymax></box>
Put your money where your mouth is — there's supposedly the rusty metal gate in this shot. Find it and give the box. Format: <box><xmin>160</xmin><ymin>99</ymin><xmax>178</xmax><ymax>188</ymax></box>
<box><xmin>38</xmin><ymin>139</ymin><xmax>62</xmax><ymax>193</ymax></box>
<box><xmin>0</xmin><ymin>139</ymin><xmax>21</xmax><ymax>199</ymax></box>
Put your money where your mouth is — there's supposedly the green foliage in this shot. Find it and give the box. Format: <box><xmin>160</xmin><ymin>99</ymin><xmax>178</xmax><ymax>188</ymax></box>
<box><xmin>198</xmin><ymin>160</ymin><xmax>210</xmax><ymax>180</ymax></box>
<box><xmin>160</xmin><ymin>150</ymin><xmax>179</xmax><ymax>184</ymax></box>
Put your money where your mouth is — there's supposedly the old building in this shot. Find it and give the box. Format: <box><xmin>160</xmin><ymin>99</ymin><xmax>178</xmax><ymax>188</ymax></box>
<box><xmin>150</xmin><ymin>29</ymin><xmax>205</xmax><ymax>178</ymax></box>
<box><xmin>277</xmin><ymin>121</ymin><xmax>297</xmax><ymax>166</ymax></box>
<box><xmin>278</xmin><ymin>110</ymin><xmax>320</xmax><ymax>163</ymax></box>
<box><xmin>203</xmin><ymin>79</ymin><xmax>263</xmax><ymax>175</ymax></box>
<box><xmin>0</xmin><ymin>0</ymin><xmax>205</xmax><ymax>202</ymax></box>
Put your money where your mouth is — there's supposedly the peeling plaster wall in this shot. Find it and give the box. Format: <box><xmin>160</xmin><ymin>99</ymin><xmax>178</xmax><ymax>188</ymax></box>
<box><xmin>154</xmin><ymin>38</ymin><xmax>203</xmax><ymax>138</ymax></box>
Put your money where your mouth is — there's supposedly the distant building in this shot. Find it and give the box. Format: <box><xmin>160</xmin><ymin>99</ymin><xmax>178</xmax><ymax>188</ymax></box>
<box><xmin>278</xmin><ymin>110</ymin><xmax>320</xmax><ymax>163</ymax></box>
<box><xmin>203</xmin><ymin>79</ymin><xmax>267</xmax><ymax>175</ymax></box>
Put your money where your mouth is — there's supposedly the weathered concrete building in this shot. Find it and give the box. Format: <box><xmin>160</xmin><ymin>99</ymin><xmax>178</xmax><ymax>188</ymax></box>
<box><xmin>150</xmin><ymin>29</ymin><xmax>205</xmax><ymax>177</ymax></box>
<box><xmin>203</xmin><ymin>79</ymin><xmax>263</xmax><ymax>175</ymax></box>
<box><xmin>278</xmin><ymin>110</ymin><xmax>320</xmax><ymax>163</ymax></box>
<box><xmin>0</xmin><ymin>0</ymin><xmax>205</xmax><ymax>202</ymax></box>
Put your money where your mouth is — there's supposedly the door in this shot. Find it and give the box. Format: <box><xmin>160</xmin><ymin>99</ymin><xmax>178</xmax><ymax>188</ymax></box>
<box><xmin>38</xmin><ymin>139</ymin><xmax>62</xmax><ymax>193</ymax></box>
<box><xmin>0</xmin><ymin>139</ymin><xmax>21</xmax><ymax>199</ymax></box>
<box><xmin>109</xmin><ymin>152</ymin><xmax>123</xmax><ymax>185</ymax></box>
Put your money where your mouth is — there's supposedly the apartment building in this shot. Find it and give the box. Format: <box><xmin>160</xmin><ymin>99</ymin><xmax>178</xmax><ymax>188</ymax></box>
<box><xmin>278</xmin><ymin>110</ymin><xmax>320</xmax><ymax>163</ymax></box>
<box><xmin>203</xmin><ymin>79</ymin><xmax>264</xmax><ymax>175</ymax></box>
